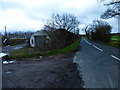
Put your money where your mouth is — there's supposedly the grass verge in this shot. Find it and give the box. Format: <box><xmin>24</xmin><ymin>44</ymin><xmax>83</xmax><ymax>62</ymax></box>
<box><xmin>93</xmin><ymin>35</ymin><xmax>120</xmax><ymax>49</ymax></box>
<box><xmin>4</xmin><ymin>38</ymin><xmax>81</xmax><ymax>60</ymax></box>
<box><xmin>111</xmin><ymin>35</ymin><xmax>120</xmax><ymax>41</ymax></box>
<box><xmin>104</xmin><ymin>35</ymin><xmax>120</xmax><ymax>48</ymax></box>
<box><xmin>95</xmin><ymin>41</ymin><xmax>120</xmax><ymax>49</ymax></box>
<box><xmin>48</xmin><ymin>38</ymin><xmax>81</xmax><ymax>55</ymax></box>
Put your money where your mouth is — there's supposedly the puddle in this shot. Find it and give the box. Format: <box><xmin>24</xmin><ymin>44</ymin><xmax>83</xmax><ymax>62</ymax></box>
<box><xmin>14</xmin><ymin>47</ymin><xmax>23</xmax><ymax>50</ymax></box>
<box><xmin>9</xmin><ymin>60</ymin><xmax>16</xmax><ymax>63</ymax></box>
<box><xmin>3</xmin><ymin>60</ymin><xmax>17</xmax><ymax>64</ymax></box>
<box><xmin>14</xmin><ymin>44</ymin><xmax>26</xmax><ymax>50</ymax></box>
<box><xmin>5</xmin><ymin>71</ymin><xmax>12</xmax><ymax>74</ymax></box>
<box><xmin>5</xmin><ymin>70</ymin><xmax>12</xmax><ymax>74</ymax></box>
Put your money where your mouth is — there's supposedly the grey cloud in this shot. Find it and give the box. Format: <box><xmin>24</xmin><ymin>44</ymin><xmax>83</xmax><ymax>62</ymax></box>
<box><xmin>1</xmin><ymin>1</ymin><xmax>23</xmax><ymax>10</ymax></box>
<box><xmin>0</xmin><ymin>0</ymin><xmax>118</xmax><ymax>34</ymax></box>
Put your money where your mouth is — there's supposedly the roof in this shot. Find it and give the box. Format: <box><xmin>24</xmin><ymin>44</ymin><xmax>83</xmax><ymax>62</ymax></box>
<box><xmin>32</xmin><ymin>30</ymin><xmax>47</xmax><ymax>36</ymax></box>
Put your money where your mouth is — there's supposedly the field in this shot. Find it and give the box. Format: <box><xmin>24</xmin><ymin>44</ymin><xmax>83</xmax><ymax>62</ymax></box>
<box><xmin>111</xmin><ymin>35</ymin><xmax>120</xmax><ymax>41</ymax></box>
<box><xmin>110</xmin><ymin>35</ymin><xmax>120</xmax><ymax>48</ymax></box>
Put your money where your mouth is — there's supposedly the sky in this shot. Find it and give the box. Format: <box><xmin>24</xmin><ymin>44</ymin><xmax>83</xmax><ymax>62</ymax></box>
<box><xmin>0</xmin><ymin>0</ymin><xmax>119</xmax><ymax>34</ymax></box>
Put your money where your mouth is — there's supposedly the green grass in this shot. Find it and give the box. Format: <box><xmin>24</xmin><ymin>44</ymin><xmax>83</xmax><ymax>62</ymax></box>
<box><xmin>9</xmin><ymin>51</ymin><xmax>44</xmax><ymax>59</ymax></box>
<box><xmin>98</xmin><ymin>41</ymin><xmax>120</xmax><ymax>49</ymax></box>
<box><xmin>5</xmin><ymin>38</ymin><xmax>81</xmax><ymax>60</ymax></box>
<box><xmin>83</xmin><ymin>34</ymin><xmax>120</xmax><ymax>48</ymax></box>
<box><xmin>110</xmin><ymin>35</ymin><xmax>120</xmax><ymax>48</ymax></box>
<box><xmin>48</xmin><ymin>38</ymin><xmax>81</xmax><ymax>55</ymax></box>
<box><xmin>111</xmin><ymin>35</ymin><xmax>120</xmax><ymax>40</ymax></box>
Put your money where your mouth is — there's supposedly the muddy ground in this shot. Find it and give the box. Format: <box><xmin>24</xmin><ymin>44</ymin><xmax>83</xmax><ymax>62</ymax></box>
<box><xmin>2</xmin><ymin>52</ymin><xmax>84</xmax><ymax>88</ymax></box>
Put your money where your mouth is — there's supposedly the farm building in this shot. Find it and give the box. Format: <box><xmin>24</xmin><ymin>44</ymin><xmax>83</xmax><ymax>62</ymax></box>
<box><xmin>30</xmin><ymin>30</ymin><xmax>50</xmax><ymax>47</ymax></box>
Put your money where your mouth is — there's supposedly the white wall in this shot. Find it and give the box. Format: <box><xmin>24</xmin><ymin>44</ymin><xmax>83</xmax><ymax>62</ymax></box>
<box><xmin>30</xmin><ymin>36</ymin><xmax>35</xmax><ymax>47</ymax></box>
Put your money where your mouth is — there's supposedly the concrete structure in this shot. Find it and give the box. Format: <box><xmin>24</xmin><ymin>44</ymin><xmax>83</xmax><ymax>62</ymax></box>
<box><xmin>30</xmin><ymin>30</ymin><xmax>50</xmax><ymax>47</ymax></box>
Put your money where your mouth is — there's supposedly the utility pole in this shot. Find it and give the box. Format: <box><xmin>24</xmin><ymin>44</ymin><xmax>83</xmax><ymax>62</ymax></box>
<box><xmin>5</xmin><ymin>26</ymin><xmax>7</xmax><ymax>37</ymax></box>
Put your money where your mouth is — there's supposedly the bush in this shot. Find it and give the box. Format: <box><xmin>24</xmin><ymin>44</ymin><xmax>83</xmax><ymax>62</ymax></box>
<box><xmin>90</xmin><ymin>20</ymin><xmax>112</xmax><ymax>42</ymax></box>
<box><xmin>48</xmin><ymin>38</ymin><xmax>81</xmax><ymax>55</ymax></box>
<box><xmin>45</xmin><ymin>29</ymin><xmax>79</xmax><ymax>50</ymax></box>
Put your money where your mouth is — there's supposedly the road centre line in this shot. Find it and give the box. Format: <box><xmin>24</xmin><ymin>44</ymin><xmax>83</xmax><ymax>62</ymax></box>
<box><xmin>87</xmin><ymin>41</ymin><xmax>92</xmax><ymax>45</ymax></box>
<box><xmin>111</xmin><ymin>55</ymin><xmax>120</xmax><ymax>61</ymax></box>
<box><xmin>83</xmin><ymin>39</ymin><xmax>92</xmax><ymax>45</ymax></box>
<box><xmin>83</xmin><ymin>38</ymin><xmax>120</xmax><ymax>62</ymax></box>
<box><xmin>93</xmin><ymin>45</ymin><xmax>103</xmax><ymax>52</ymax></box>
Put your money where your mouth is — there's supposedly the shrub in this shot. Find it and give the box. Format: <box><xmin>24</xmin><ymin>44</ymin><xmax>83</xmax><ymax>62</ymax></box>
<box><xmin>45</xmin><ymin>29</ymin><xmax>80</xmax><ymax>50</ymax></box>
<box><xmin>90</xmin><ymin>20</ymin><xmax>112</xmax><ymax>42</ymax></box>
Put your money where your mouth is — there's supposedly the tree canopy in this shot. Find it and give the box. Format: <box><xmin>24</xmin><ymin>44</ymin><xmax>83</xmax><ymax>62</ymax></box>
<box><xmin>88</xmin><ymin>20</ymin><xmax>112</xmax><ymax>42</ymax></box>
<box><xmin>101</xmin><ymin>0</ymin><xmax>120</xmax><ymax>19</ymax></box>
<box><xmin>44</xmin><ymin>13</ymin><xmax>80</xmax><ymax>33</ymax></box>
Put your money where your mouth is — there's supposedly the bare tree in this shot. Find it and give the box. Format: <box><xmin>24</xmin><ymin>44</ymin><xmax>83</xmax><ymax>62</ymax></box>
<box><xmin>44</xmin><ymin>13</ymin><xmax>80</xmax><ymax>33</ymax></box>
<box><xmin>88</xmin><ymin>20</ymin><xmax>112</xmax><ymax>42</ymax></box>
<box><xmin>7</xmin><ymin>31</ymin><xmax>34</xmax><ymax>39</ymax></box>
<box><xmin>100</xmin><ymin>0</ymin><xmax>120</xmax><ymax>19</ymax></box>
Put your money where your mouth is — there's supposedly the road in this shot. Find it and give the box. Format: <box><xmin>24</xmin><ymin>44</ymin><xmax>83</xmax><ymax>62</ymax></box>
<box><xmin>74</xmin><ymin>38</ymin><xmax>119</xmax><ymax>88</ymax></box>
<box><xmin>0</xmin><ymin>44</ymin><xmax>27</xmax><ymax>58</ymax></box>
<box><xmin>2</xmin><ymin>44</ymin><xmax>27</xmax><ymax>54</ymax></box>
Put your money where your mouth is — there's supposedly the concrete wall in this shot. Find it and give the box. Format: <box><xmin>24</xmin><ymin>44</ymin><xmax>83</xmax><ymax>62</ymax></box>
<box><xmin>30</xmin><ymin>35</ymin><xmax>50</xmax><ymax>47</ymax></box>
<box><xmin>30</xmin><ymin>36</ymin><xmax>35</xmax><ymax>47</ymax></box>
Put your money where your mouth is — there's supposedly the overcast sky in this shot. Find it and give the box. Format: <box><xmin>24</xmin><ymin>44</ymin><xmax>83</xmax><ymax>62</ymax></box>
<box><xmin>0</xmin><ymin>0</ymin><xmax>118</xmax><ymax>34</ymax></box>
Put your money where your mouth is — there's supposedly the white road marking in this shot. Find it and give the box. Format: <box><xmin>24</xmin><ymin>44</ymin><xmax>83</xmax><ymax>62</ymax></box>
<box><xmin>73</xmin><ymin>56</ymin><xmax>77</xmax><ymax>63</ymax></box>
<box><xmin>93</xmin><ymin>45</ymin><xmax>103</xmax><ymax>52</ymax></box>
<box><xmin>87</xmin><ymin>42</ymin><xmax>92</xmax><ymax>45</ymax></box>
<box><xmin>73</xmin><ymin>52</ymin><xmax>80</xmax><ymax>64</ymax></box>
<box><xmin>83</xmin><ymin>39</ymin><xmax>92</xmax><ymax>45</ymax></box>
<box><xmin>111</xmin><ymin>55</ymin><xmax>120</xmax><ymax>61</ymax></box>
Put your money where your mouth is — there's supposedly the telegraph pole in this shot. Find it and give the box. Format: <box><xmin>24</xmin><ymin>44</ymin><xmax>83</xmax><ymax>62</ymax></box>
<box><xmin>5</xmin><ymin>26</ymin><xmax>7</xmax><ymax>37</ymax></box>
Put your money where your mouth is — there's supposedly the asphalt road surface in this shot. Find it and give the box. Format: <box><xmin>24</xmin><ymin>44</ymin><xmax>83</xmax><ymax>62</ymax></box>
<box><xmin>74</xmin><ymin>38</ymin><xmax>119</xmax><ymax>88</ymax></box>
<box><xmin>2</xmin><ymin>44</ymin><xmax>27</xmax><ymax>54</ymax></box>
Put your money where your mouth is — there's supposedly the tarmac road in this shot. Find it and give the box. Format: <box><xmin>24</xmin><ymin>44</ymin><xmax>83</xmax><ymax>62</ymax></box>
<box><xmin>74</xmin><ymin>38</ymin><xmax>119</xmax><ymax>88</ymax></box>
<box><xmin>2</xmin><ymin>44</ymin><xmax>27</xmax><ymax>54</ymax></box>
